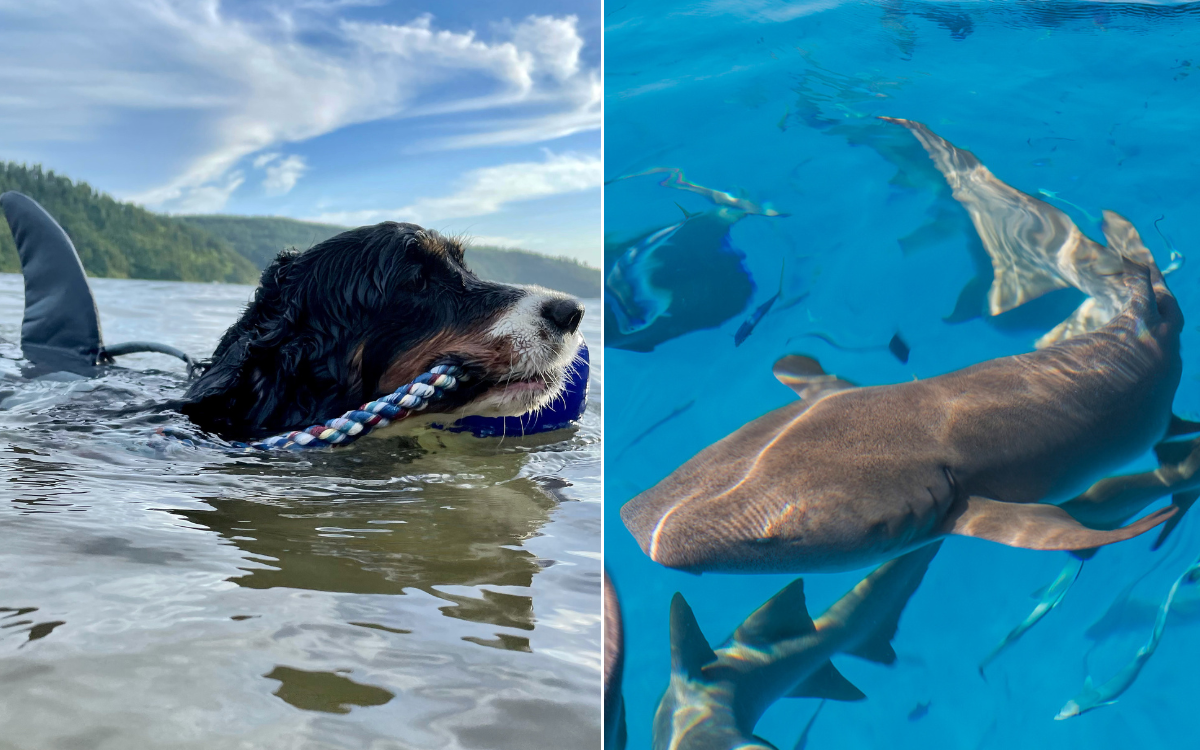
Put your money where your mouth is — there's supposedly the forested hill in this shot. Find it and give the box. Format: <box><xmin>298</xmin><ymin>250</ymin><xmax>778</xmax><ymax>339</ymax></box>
<box><xmin>0</xmin><ymin>163</ymin><xmax>259</xmax><ymax>283</ymax></box>
<box><xmin>0</xmin><ymin>162</ymin><xmax>600</xmax><ymax>296</ymax></box>
<box><xmin>183</xmin><ymin>214</ymin><xmax>601</xmax><ymax>298</ymax></box>
<box><xmin>178</xmin><ymin>215</ymin><xmax>347</xmax><ymax>270</ymax></box>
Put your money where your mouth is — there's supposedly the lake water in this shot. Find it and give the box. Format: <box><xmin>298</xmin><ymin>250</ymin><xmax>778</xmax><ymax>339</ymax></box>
<box><xmin>605</xmin><ymin>2</ymin><xmax>1200</xmax><ymax>749</ymax></box>
<box><xmin>0</xmin><ymin>273</ymin><xmax>601</xmax><ymax>749</ymax></box>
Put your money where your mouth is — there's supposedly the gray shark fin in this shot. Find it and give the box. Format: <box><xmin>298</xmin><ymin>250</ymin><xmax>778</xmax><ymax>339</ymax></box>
<box><xmin>1154</xmin><ymin>438</ymin><xmax>1199</xmax><ymax>466</ymax></box>
<box><xmin>674</xmin><ymin>202</ymin><xmax>698</xmax><ymax>220</ymax></box>
<box><xmin>785</xmin><ymin>661</ymin><xmax>865</xmax><ymax>702</ymax></box>
<box><xmin>846</xmin><ymin>635</ymin><xmax>897</xmax><ymax>665</ymax></box>
<box><xmin>1153</xmin><ymin>490</ymin><xmax>1199</xmax><ymax>551</ymax></box>
<box><xmin>772</xmin><ymin>355</ymin><xmax>856</xmax><ymax>401</ymax></box>
<box><xmin>1167</xmin><ymin>416</ymin><xmax>1200</xmax><ymax>437</ymax></box>
<box><xmin>944</xmin><ymin>496</ymin><xmax>1175</xmax><ymax>550</ymax></box>
<box><xmin>669</xmin><ymin>592</ymin><xmax>717</xmax><ymax>680</ymax></box>
<box><xmin>733</xmin><ymin>578</ymin><xmax>815</xmax><ymax>647</ymax></box>
<box><xmin>1</xmin><ymin>191</ymin><xmax>103</xmax><ymax>375</ymax></box>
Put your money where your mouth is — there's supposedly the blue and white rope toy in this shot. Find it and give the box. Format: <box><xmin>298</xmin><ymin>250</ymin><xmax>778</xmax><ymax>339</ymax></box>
<box><xmin>159</xmin><ymin>363</ymin><xmax>463</xmax><ymax>452</ymax></box>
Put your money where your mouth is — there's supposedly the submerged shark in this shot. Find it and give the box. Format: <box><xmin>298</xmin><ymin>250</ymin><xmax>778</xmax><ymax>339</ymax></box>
<box><xmin>654</xmin><ymin>543</ymin><xmax>939</xmax><ymax>750</ymax></box>
<box><xmin>623</xmin><ymin>213</ymin><xmax>1190</xmax><ymax>572</ymax></box>
<box><xmin>978</xmin><ymin>556</ymin><xmax>1083</xmax><ymax>676</ymax></box>
<box><xmin>1056</xmin><ymin>554</ymin><xmax>1200</xmax><ymax>719</ymax></box>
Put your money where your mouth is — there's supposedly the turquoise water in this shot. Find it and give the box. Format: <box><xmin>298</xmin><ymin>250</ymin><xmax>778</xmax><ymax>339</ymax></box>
<box><xmin>604</xmin><ymin>2</ymin><xmax>1200</xmax><ymax>748</ymax></box>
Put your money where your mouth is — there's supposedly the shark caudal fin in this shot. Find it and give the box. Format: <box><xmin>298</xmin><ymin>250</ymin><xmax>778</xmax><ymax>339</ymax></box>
<box><xmin>1</xmin><ymin>191</ymin><xmax>103</xmax><ymax>375</ymax></box>
<box><xmin>669</xmin><ymin>593</ymin><xmax>718</xmax><ymax>680</ymax></box>
<box><xmin>880</xmin><ymin>118</ymin><xmax>1150</xmax><ymax>349</ymax></box>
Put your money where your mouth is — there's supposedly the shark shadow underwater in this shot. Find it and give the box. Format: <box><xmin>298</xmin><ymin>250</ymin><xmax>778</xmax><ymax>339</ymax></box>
<box><xmin>604</xmin><ymin>168</ymin><xmax>789</xmax><ymax>352</ymax></box>
<box><xmin>622</xmin><ymin>120</ymin><xmax>1199</xmax><ymax>574</ymax></box>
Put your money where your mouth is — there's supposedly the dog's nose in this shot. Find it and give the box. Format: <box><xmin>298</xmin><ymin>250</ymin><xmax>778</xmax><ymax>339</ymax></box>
<box><xmin>541</xmin><ymin>298</ymin><xmax>584</xmax><ymax>335</ymax></box>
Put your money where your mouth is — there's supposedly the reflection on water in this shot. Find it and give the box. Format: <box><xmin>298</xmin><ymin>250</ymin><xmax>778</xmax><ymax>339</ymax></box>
<box><xmin>0</xmin><ymin>274</ymin><xmax>601</xmax><ymax>748</ymax></box>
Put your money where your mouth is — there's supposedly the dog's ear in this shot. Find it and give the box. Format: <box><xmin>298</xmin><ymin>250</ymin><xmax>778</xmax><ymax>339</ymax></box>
<box><xmin>181</xmin><ymin>249</ymin><xmax>362</xmax><ymax>437</ymax></box>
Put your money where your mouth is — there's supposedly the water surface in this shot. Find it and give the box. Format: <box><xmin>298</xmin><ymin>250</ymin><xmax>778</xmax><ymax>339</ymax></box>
<box><xmin>0</xmin><ymin>274</ymin><xmax>601</xmax><ymax>748</ymax></box>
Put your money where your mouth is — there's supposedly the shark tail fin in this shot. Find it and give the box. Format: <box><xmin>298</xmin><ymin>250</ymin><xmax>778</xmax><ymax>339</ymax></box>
<box><xmin>785</xmin><ymin>661</ymin><xmax>865</xmax><ymax>702</ymax></box>
<box><xmin>828</xmin><ymin>542</ymin><xmax>942</xmax><ymax>666</ymax></box>
<box><xmin>1</xmin><ymin>191</ymin><xmax>103</xmax><ymax>374</ymax></box>
<box><xmin>669</xmin><ymin>592</ymin><xmax>717</xmax><ymax>681</ymax></box>
<box><xmin>878</xmin><ymin>116</ymin><xmax>1075</xmax><ymax>316</ymax></box>
<box><xmin>733</xmin><ymin>578</ymin><xmax>816</xmax><ymax>647</ymax></box>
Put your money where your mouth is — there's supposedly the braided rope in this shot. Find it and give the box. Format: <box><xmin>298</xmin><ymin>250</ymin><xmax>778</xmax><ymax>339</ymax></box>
<box><xmin>158</xmin><ymin>363</ymin><xmax>463</xmax><ymax>452</ymax></box>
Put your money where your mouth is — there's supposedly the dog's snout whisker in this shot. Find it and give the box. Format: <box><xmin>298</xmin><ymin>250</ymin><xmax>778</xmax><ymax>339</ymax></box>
<box><xmin>541</xmin><ymin>298</ymin><xmax>584</xmax><ymax>335</ymax></box>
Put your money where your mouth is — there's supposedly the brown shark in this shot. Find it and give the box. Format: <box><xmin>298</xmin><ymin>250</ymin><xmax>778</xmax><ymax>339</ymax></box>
<box><xmin>622</xmin><ymin>218</ymin><xmax>1183</xmax><ymax>573</ymax></box>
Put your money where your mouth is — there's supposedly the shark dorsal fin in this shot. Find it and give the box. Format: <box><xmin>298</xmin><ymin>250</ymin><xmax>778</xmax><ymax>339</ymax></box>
<box><xmin>674</xmin><ymin>202</ymin><xmax>699</xmax><ymax>220</ymax></box>
<box><xmin>785</xmin><ymin>661</ymin><xmax>865</xmax><ymax>701</ymax></box>
<box><xmin>733</xmin><ymin>578</ymin><xmax>815</xmax><ymax>647</ymax></box>
<box><xmin>669</xmin><ymin>592</ymin><xmax>717</xmax><ymax>680</ymax></box>
<box><xmin>772</xmin><ymin>355</ymin><xmax>857</xmax><ymax>402</ymax></box>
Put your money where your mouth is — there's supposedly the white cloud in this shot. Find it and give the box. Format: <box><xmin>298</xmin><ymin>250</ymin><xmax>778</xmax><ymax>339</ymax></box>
<box><xmin>261</xmin><ymin>154</ymin><xmax>307</xmax><ymax>195</ymax></box>
<box><xmin>0</xmin><ymin>2</ymin><xmax>598</xmax><ymax>213</ymax></box>
<box><xmin>252</xmin><ymin>152</ymin><xmax>280</xmax><ymax>169</ymax></box>
<box><xmin>312</xmin><ymin>151</ymin><xmax>600</xmax><ymax>226</ymax></box>
<box><xmin>169</xmin><ymin>171</ymin><xmax>245</xmax><ymax>214</ymax></box>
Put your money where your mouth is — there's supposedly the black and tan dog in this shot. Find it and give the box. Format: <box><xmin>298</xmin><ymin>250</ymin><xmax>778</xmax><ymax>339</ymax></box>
<box><xmin>2</xmin><ymin>192</ymin><xmax>584</xmax><ymax>440</ymax></box>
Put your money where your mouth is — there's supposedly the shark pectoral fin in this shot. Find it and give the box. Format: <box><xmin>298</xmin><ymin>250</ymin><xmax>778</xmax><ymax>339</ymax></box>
<box><xmin>944</xmin><ymin>496</ymin><xmax>1176</xmax><ymax>550</ymax></box>
<box><xmin>1155</xmin><ymin>437</ymin><xmax>1200</xmax><ymax>465</ymax></box>
<box><xmin>1152</xmin><ymin>490</ymin><xmax>1200</xmax><ymax>551</ymax></box>
<box><xmin>669</xmin><ymin>592</ymin><xmax>717</xmax><ymax>680</ymax></box>
<box><xmin>1166</xmin><ymin>416</ymin><xmax>1200</xmax><ymax>437</ymax></box>
<box><xmin>772</xmin><ymin>355</ymin><xmax>857</xmax><ymax>401</ymax></box>
<box><xmin>733</xmin><ymin>578</ymin><xmax>816</xmax><ymax>646</ymax></box>
<box><xmin>785</xmin><ymin>661</ymin><xmax>866</xmax><ymax>702</ymax></box>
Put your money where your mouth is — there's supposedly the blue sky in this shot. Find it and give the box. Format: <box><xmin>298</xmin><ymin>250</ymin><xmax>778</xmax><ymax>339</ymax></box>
<box><xmin>0</xmin><ymin>0</ymin><xmax>601</xmax><ymax>264</ymax></box>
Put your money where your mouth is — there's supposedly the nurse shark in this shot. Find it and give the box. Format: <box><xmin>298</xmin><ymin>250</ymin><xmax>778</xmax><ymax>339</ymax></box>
<box><xmin>653</xmin><ymin>543</ymin><xmax>939</xmax><ymax>750</ymax></box>
<box><xmin>623</xmin><ymin>208</ymin><xmax>1189</xmax><ymax>573</ymax></box>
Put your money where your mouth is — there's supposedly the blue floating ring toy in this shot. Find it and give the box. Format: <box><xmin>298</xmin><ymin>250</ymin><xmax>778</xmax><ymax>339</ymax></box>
<box><xmin>435</xmin><ymin>342</ymin><xmax>590</xmax><ymax>437</ymax></box>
